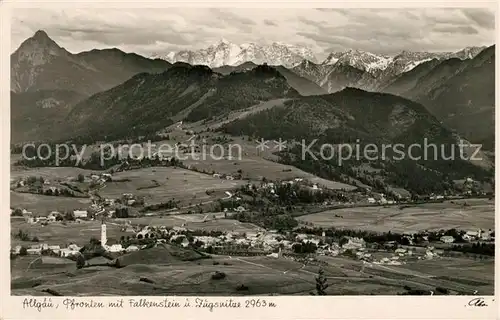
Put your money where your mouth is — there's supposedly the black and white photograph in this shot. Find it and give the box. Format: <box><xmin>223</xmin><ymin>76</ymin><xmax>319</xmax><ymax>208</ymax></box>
<box><xmin>7</xmin><ymin>5</ymin><xmax>496</xmax><ymax>300</ymax></box>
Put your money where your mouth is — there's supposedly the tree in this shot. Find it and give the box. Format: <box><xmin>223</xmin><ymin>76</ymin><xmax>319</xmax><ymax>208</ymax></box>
<box><xmin>77</xmin><ymin>174</ymin><xmax>85</xmax><ymax>183</ymax></box>
<box><xmin>11</xmin><ymin>208</ymin><xmax>23</xmax><ymax>216</ymax></box>
<box><xmin>339</xmin><ymin>237</ymin><xmax>349</xmax><ymax>248</ymax></box>
<box><xmin>76</xmin><ymin>254</ymin><xmax>86</xmax><ymax>269</ymax></box>
<box><xmin>19</xmin><ymin>246</ymin><xmax>28</xmax><ymax>256</ymax></box>
<box><xmin>315</xmin><ymin>268</ymin><xmax>329</xmax><ymax>295</ymax></box>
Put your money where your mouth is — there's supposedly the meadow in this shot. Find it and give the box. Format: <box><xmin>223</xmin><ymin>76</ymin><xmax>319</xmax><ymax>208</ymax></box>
<box><xmin>10</xmin><ymin>192</ymin><xmax>92</xmax><ymax>213</ymax></box>
<box><xmin>11</xmin><ymin>250</ymin><xmax>494</xmax><ymax>296</ymax></box>
<box><xmin>115</xmin><ymin>213</ymin><xmax>263</xmax><ymax>233</ymax></box>
<box><xmin>297</xmin><ymin>199</ymin><xmax>495</xmax><ymax>233</ymax></box>
<box><xmin>98</xmin><ymin>167</ymin><xmax>246</xmax><ymax>206</ymax></box>
<box><xmin>10</xmin><ymin>219</ymin><xmax>133</xmax><ymax>247</ymax></box>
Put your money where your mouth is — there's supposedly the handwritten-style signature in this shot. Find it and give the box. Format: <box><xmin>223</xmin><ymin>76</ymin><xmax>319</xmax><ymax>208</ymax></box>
<box><xmin>467</xmin><ymin>297</ymin><xmax>490</xmax><ymax>307</ymax></box>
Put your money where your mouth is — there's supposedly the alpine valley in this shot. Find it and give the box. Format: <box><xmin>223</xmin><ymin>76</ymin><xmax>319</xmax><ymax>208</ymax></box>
<box><xmin>10</xmin><ymin>31</ymin><xmax>495</xmax><ymax>197</ymax></box>
<box><xmin>9</xmin><ymin>19</ymin><xmax>496</xmax><ymax>298</ymax></box>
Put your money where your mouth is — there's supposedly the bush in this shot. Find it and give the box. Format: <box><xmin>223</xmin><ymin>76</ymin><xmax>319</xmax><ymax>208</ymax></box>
<box><xmin>11</xmin><ymin>208</ymin><xmax>23</xmax><ymax>217</ymax></box>
<box><xmin>32</xmin><ymin>236</ymin><xmax>39</xmax><ymax>242</ymax></box>
<box><xmin>19</xmin><ymin>247</ymin><xmax>28</xmax><ymax>256</ymax></box>
<box><xmin>77</xmin><ymin>174</ymin><xmax>85</xmax><ymax>183</ymax></box>
<box><xmin>236</xmin><ymin>284</ymin><xmax>249</xmax><ymax>291</ymax></box>
<box><xmin>16</xmin><ymin>230</ymin><xmax>31</xmax><ymax>241</ymax></box>
<box><xmin>436</xmin><ymin>287</ymin><xmax>449</xmax><ymax>295</ymax></box>
<box><xmin>212</xmin><ymin>261</ymin><xmax>220</xmax><ymax>265</ymax></box>
<box><xmin>211</xmin><ymin>271</ymin><xmax>226</xmax><ymax>280</ymax></box>
<box><xmin>76</xmin><ymin>254</ymin><xmax>86</xmax><ymax>269</ymax></box>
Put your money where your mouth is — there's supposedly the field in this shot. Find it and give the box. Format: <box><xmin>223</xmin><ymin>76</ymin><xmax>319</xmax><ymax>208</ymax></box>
<box><xmin>10</xmin><ymin>219</ymin><xmax>133</xmax><ymax>247</ymax></box>
<box><xmin>10</xmin><ymin>192</ymin><xmax>92</xmax><ymax>213</ymax></box>
<box><xmin>11</xmin><ymin>249</ymin><xmax>494</xmax><ymax>296</ymax></box>
<box><xmin>98</xmin><ymin>167</ymin><xmax>246</xmax><ymax>206</ymax></box>
<box><xmin>183</xmin><ymin>155</ymin><xmax>355</xmax><ymax>190</ymax></box>
<box><xmin>297</xmin><ymin>199</ymin><xmax>495</xmax><ymax>233</ymax></box>
<box><xmin>115</xmin><ymin>213</ymin><xmax>263</xmax><ymax>233</ymax></box>
<box><xmin>10</xmin><ymin>166</ymin><xmax>96</xmax><ymax>181</ymax></box>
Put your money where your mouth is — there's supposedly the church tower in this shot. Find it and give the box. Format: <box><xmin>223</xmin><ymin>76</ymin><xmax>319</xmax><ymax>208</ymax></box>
<box><xmin>101</xmin><ymin>219</ymin><xmax>107</xmax><ymax>246</ymax></box>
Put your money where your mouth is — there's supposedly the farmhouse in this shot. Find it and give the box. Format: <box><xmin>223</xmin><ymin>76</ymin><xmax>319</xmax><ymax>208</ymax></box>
<box><xmin>440</xmin><ymin>236</ymin><xmax>455</xmax><ymax>243</ymax></box>
<box><xmin>36</xmin><ymin>216</ymin><xmax>48</xmax><ymax>223</ymax></box>
<box><xmin>26</xmin><ymin>248</ymin><xmax>42</xmax><ymax>255</ymax></box>
<box><xmin>343</xmin><ymin>237</ymin><xmax>366</xmax><ymax>250</ymax></box>
<box><xmin>73</xmin><ymin>210</ymin><xmax>88</xmax><ymax>219</ymax></box>
<box><xmin>60</xmin><ymin>248</ymin><xmax>80</xmax><ymax>258</ymax></box>
<box><xmin>104</xmin><ymin>199</ymin><xmax>116</xmax><ymax>206</ymax></box>
<box><xmin>234</xmin><ymin>206</ymin><xmax>246</xmax><ymax>213</ymax></box>
<box><xmin>105</xmin><ymin>244</ymin><xmax>123</xmax><ymax>253</ymax></box>
<box><xmin>126</xmin><ymin>245</ymin><xmax>140</xmax><ymax>252</ymax></box>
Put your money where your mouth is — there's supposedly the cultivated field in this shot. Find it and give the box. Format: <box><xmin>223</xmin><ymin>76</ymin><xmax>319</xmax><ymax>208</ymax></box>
<box><xmin>10</xmin><ymin>166</ymin><xmax>96</xmax><ymax>181</ymax></box>
<box><xmin>11</xmin><ymin>250</ymin><xmax>494</xmax><ymax>296</ymax></box>
<box><xmin>10</xmin><ymin>192</ymin><xmax>92</xmax><ymax>213</ymax></box>
<box><xmin>184</xmin><ymin>155</ymin><xmax>355</xmax><ymax>190</ymax></box>
<box><xmin>297</xmin><ymin>199</ymin><xmax>495</xmax><ymax>233</ymax></box>
<box><xmin>10</xmin><ymin>219</ymin><xmax>133</xmax><ymax>247</ymax></box>
<box><xmin>99</xmin><ymin>167</ymin><xmax>246</xmax><ymax>206</ymax></box>
<box><xmin>115</xmin><ymin>213</ymin><xmax>263</xmax><ymax>233</ymax></box>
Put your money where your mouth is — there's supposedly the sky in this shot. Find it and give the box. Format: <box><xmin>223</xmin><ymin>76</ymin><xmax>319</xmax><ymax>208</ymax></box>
<box><xmin>11</xmin><ymin>7</ymin><xmax>496</xmax><ymax>60</ymax></box>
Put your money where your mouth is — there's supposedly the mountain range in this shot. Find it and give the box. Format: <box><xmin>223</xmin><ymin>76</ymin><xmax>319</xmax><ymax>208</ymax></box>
<box><xmin>157</xmin><ymin>39</ymin><xmax>486</xmax><ymax>77</ymax></box>
<box><xmin>10</xmin><ymin>30</ymin><xmax>494</xmax><ymax>195</ymax></box>
<box><xmin>10</xmin><ymin>31</ymin><xmax>494</xmax><ymax>146</ymax></box>
<box><xmin>152</xmin><ymin>39</ymin><xmax>317</xmax><ymax>69</ymax></box>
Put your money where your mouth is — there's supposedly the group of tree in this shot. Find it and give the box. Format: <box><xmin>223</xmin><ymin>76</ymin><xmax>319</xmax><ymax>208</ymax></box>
<box><xmin>448</xmin><ymin>242</ymin><xmax>495</xmax><ymax>256</ymax></box>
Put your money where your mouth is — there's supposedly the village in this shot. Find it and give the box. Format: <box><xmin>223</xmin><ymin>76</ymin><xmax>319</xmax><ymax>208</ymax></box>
<box><xmin>10</xmin><ymin>168</ymin><xmax>495</xmax><ymax>294</ymax></box>
<box><xmin>10</xmin><ymin>204</ymin><xmax>495</xmax><ymax>266</ymax></box>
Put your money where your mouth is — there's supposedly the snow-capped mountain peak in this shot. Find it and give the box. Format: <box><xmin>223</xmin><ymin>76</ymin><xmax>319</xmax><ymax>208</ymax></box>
<box><xmin>322</xmin><ymin>49</ymin><xmax>392</xmax><ymax>73</ymax></box>
<box><xmin>320</xmin><ymin>46</ymin><xmax>487</xmax><ymax>76</ymax></box>
<box><xmin>151</xmin><ymin>40</ymin><xmax>316</xmax><ymax>68</ymax></box>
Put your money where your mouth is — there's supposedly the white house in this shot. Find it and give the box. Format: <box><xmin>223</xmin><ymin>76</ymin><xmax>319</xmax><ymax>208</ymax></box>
<box><xmin>36</xmin><ymin>216</ymin><xmax>48</xmax><ymax>223</ymax></box>
<box><xmin>60</xmin><ymin>248</ymin><xmax>79</xmax><ymax>258</ymax></box>
<box><xmin>125</xmin><ymin>245</ymin><xmax>140</xmax><ymax>252</ymax></box>
<box><xmin>180</xmin><ymin>237</ymin><xmax>190</xmax><ymax>248</ymax></box>
<box><xmin>67</xmin><ymin>244</ymin><xmax>81</xmax><ymax>251</ymax></box>
<box><xmin>367</xmin><ymin>197</ymin><xmax>376</xmax><ymax>204</ymax></box>
<box><xmin>440</xmin><ymin>235</ymin><xmax>455</xmax><ymax>243</ymax></box>
<box><xmin>172</xmin><ymin>226</ymin><xmax>187</xmax><ymax>233</ymax></box>
<box><xmin>73</xmin><ymin>210</ymin><xmax>88</xmax><ymax>219</ymax></box>
<box><xmin>395</xmin><ymin>248</ymin><xmax>407</xmax><ymax>255</ymax></box>
<box><xmin>104</xmin><ymin>199</ymin><xmax>115</xmax><ymax>206</ymax></box>
<box><xmin>26</xmin><ymin>216</ymin><xmax>36</xmax><ymax>224</ymax></box>
<box><xmin>343</xmin><ymin>237</ymin><xmax>366</xmax><ymax>250</ymax></box>
<box><xmin>304</xmin><ymin>238</ymin><xmax>320</xmax><ymax>246</ymax></box>
<box><xmin>234</xmin><ymin>206</ymin><xmax>246</xmax><ymax>213</ymax></box>
<box><xmin>295</xmin><ymin>234</ymin><xmax>309</xmax><ymax>241</ymax></box>
<box><xmin>27</xmin><ymin>248</ymin><xmax>42</xmax><ymax>255</ymax></box>
<box><xmin>106</xmin><ymin>244</ymin><xmax>123</xmax><ymax>253</ymax></box>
